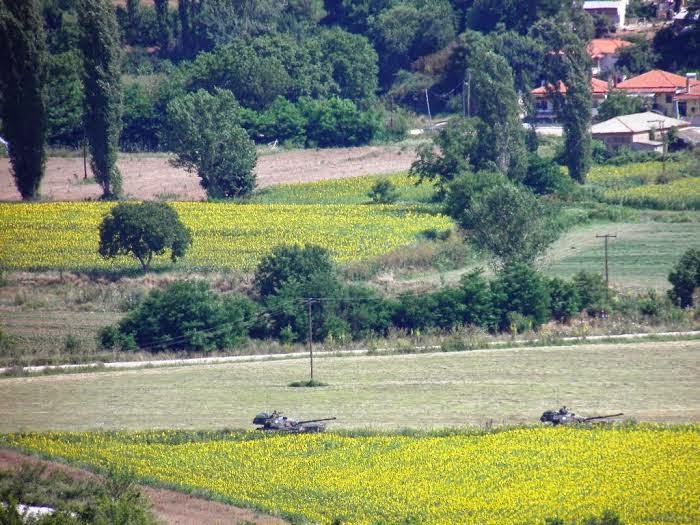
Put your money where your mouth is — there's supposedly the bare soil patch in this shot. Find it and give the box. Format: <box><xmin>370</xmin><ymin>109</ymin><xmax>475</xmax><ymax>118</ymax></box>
<box><xmin>0</xmin><ymin>146</ymin><xmax>417</xmax><ymax>201</ymax></box>
<box><xmin>0</xmin><ymin>448</ymin><xmax>288</xmax><ymax>525</ymax></box>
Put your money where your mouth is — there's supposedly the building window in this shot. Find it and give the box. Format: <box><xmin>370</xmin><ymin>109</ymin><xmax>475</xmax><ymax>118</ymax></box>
<box><xmin>679</xmin><ymin>102</ymin><xmax>687</xmax><ymax>117</ymax></box>
<box><xmin>666</xmin><ymin>95</ymin><xmax>673</xmax><ymax>103</ymax></box>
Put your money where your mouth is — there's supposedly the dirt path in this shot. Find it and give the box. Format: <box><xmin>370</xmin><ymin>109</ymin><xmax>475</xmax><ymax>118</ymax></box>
<box><xmin>0</xmin><ymin>145</ymin><xmax>417</xmax><ymax>201</ymax></box>
<box><xmin>0</xmin><ymin>448</ymin><xmax>288</xmax><ymax>525</ymax></box>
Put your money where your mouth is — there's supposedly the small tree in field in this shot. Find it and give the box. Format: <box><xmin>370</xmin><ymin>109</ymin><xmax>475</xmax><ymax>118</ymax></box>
<box><xmin>668</xmin><ymin>248</ymin><xmax>700</xmax><ymax>308</ymax></box>
<box><xmin>99</xmin><ymin>202</ymin><xmax>192</xmax><ymax>271</ymax></box>
<box><xmin>164</xmin><ymin>88</ymin><xmax>257</xmax><ymax>199</ymax></box>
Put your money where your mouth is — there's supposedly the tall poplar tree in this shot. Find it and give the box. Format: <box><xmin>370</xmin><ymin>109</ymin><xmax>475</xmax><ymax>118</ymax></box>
<box><xmin>154</xmin><ymin>0</ymin><xmax>170</xmax><ymax>53</ymax></box>
<box><xmin>78</xmin><ymin>0</ymin><xmax>123</xmax><ymax>199</ymax></box>
<box><xmin>0</xmin><ymin>0</ymin><xmax>47</xmax><ymax>200</ymax></box>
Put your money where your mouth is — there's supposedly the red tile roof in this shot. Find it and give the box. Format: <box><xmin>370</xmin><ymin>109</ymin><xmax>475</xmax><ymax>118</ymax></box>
<box><xmin>531</xmin><ymin>78</ymin><xmax>609</xmax><ymax>97</ymax></box>
<box><xmin>587</xmin><ymin>38</ymin><xmax>632</xmax><ymax>59</ymax></box>
<box><xmin>675</xmin><ymin>82</ymin><xmax>700</xmax><ymax>100</ymax></box>
<box><xmin>616</xmin><ymin>69</ymin><xmax>696</xmax><ymax>93</ymax></box>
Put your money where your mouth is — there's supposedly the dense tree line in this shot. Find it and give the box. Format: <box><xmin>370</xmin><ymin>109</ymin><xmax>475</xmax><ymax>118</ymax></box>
<box><xmin>100</xmin><ymin>243</ymin><xmax>691</xmax><ymax>353</ymax></box>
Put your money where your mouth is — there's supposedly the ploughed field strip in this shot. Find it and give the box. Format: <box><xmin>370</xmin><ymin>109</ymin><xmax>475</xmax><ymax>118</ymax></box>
<box><xmin>4</xmin><ymin>426</ymin><xmax>699</xmax><ymax>525</ymax></box>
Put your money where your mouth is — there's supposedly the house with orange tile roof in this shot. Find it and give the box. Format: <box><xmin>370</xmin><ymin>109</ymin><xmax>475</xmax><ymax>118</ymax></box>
<box><xmin>615</xmin><ymin>69</ymin><xmax>700</xmax><ymax>116</ymax></box>
<box><xmin>531</xmin><ymin>78</ymin><xmax>610</xmax><ymax>120</ymax></box>
<box><xmin>587</xmin><ymin>38</ymin><xmax>632</xmax><ymax>76</ymax></box>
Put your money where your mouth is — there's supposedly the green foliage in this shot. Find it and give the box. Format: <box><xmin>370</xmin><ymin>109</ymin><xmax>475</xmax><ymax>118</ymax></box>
<box><xmin>571</xmin><ymin>271</ymin><xmax>608</xmax><ymax>311</ymax></box>
<box><xmin>45</xmin><ymin>51</ymin><xmax>84</xmax><ymax>148</ymax></box>
<box><xmin>0</xmin><ymin>463</ymin><xmax>157</xmax><ymax>525</ymax></box>
<box><xmin>491</xmin><ymin>262</ymin><xmax>551</xmax><ymax>331</ymax></box>
<box><xmin>615</xmin><ymin>39</ymin><xmax>658</xmax><ymax>77</ymax></box>
<box><xmin>164</xmin><ymin>88</ymin><xmax>257</xmax><ymax>198</ymax></box>
<box><xmin>0</xmin><ymin>0</ymin><xmax>47</xmax><ymax>200</ymax></box>
<box><xmin>654</xmin><ymin>23</ymin><xmax>700</xmax><ymax>71</ymax></box>
<box><xmin>668</xmin><ymin>248</ymin><xmax>700</xmax><ymax>308</ymax></box>
<box><xmin>299</xmin><ymin>97</ymin><xmax>380</xmax><ymax>147</ymax></box>
<box><xmin>98</xmin><ymin>201</ymin><xmax>192</xmax><ymax>271</ymax></box>
<box><xmin>78</xmin><ymin>0</ymin><xmax>123</xmax><ymax>199</ymax></box>
<box><xmin>470</xmin><ymin>48</ymin><xmax>527</xmax><ymax>181</ymax></box>
<box><xmin>105</xmin><ymin>280</ymin><xmax>256</xmax><ymax>352</ymax></box>
<box><xmin>547</xmin><ymin>277</ymin><xmax>581</xmax><ymax>322</ymax></box>
<box><xmin>393</xmin><ymin>269</ymin><xmax>495</xmax><ymax>331</ymax></box>
<box><xmin>256</xmin><ymin>97</ymin><xmax>307</xmax><ymax>145</ymax></box>
<box><xmin>443</xmin><ymin>170</ymin><xmax>506</xmax><ymax>220</ymax></box>
<box><xmin>462</xmin><ymin>181</ymin><xmax>562</xmax><ymax>266</ymax></box>
<box><xmin>368</xmin><ymin>179</ymin><xmax>399</xmax><ymax>204</ymax></box>
<box><xmin>595</xmin><ymin>91</ymin><xmax>649</xmax><ymax>124</ymax></box>
<box><xmin>254</xmin><ymin>244</ymin><xmax>334</xmax><ymax>298</ymax></box>
<box><xmin>537</xmin><ymin>9</ymin><xmax>593</xmax><ymax>183</ymax></box>
<box><xmin>410</xmin><ymin>117</ymin><xmax>480</xmax><ymax>192</ymax></box>
<box><xmin>120</xmin><ymin>82</ymin><xmax>160</xmax><ymax>152</ymax></box>
<box><xmin>524</xmin><ymin>154</ymin><xmax>574</xmax><ymax>196</ymax></box>
<box><xmin>319</xmin><ymin>27</ymin><xmax>379</xmax><ymax>105</ymax></box>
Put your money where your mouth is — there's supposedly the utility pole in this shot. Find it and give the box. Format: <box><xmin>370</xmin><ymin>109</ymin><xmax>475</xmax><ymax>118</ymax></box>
<box><xmin>307</xmin><ymin>299</ymin><xmax>314</xmax><ymax>382</ymax></box>
<box><xmin>465</xmin><ymin>69</ymin><xmax>471</xmax><ymax>118</ymax></box>
<box><xmin>596</xmin><ymin>234</ymin><xmax>617</xmax><ymax>298</ymax></box>
<box><xmin>425</xmin><ymin>89</ymin><xmax>432</xmax><ymax>128</ymax></box>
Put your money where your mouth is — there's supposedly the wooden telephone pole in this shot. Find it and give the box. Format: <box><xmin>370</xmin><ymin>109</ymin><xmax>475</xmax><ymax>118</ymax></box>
<box><xmin>596</xmin><ymin>234</ymin><xmax>617</xmax><ymax>297</ymax></box>
<box><xmin>307</xmin><ymin>299</ymin><xmax>314</xmax><ymax>381</ymax></box>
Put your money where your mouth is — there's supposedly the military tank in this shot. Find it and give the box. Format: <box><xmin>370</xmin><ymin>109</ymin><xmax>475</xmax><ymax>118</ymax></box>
<box><xmin>253</xmin><ymin>411</ymin><xmax>336</xmax><ymax>433</ymax></box>
<box><xmin>540</xmin><ymin>406</ymin><xmax>624</xmax><ymax>425</ymax></box>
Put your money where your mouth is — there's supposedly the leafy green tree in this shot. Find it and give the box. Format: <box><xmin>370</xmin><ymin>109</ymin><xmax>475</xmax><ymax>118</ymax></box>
<box><xmin>489</xmin><ymin>31</ymin><xmax>546</xmax><ymax>94</ymax></box>
<box><xmin>595</xmin><ymin>90</ymin><xmax>648</xmax><ymax>123</ymax></box>
<box><xmin>300</xmin><ymin>97</ymin><xmax>380</xmax><ymax>147</ymax></box>
<box><xmin>540</xmin><ymin>20</ymin><xmax>593</xmax><ymax>183</ymax></box>
<box><xmin>470</xmin><ymin>48</ymin><xmax>527</xmax><ymax>181</ymax></box>
<box><xmin>45</xmin><ymin>51</ymin><xmax>84</xmax><ymax>147</ymax></box>
<box><xmin>121</xmin><ymin>82</ymin><xmax>160</xmax><ymax>151</ymax></box>
<box><xmin>153</xmin><ymin>0</ymin><xmax>170</xmax><ymax>52</ymax></box>
<box><xmin>368</xmin><ymin>179</ymin><xmax>399</xmax><ymax>204</ymax></box>
<box><xmin>571</xmin><ymin>271</ymin><xmax>607</xmax><ymax>310</ymax></box>
<box><xmin>254</xmin><ymin>244</ymin><xmax>335</xmax><ymax>298</ymax></box>
<box><xmin>186</xmin><ymin>41</ymin><xmax>290</xmax><ymax>110</ymax></box>
<box><xmin>252</xmin><ymin>244</ymin><xmax>345</xmax><ymax>342</ymax></box>
<box><xmin>668</xmin><ymin>248</ymin><xmax>700</xmax><ymax>308</ymax></box>
<box><xmin>616</xmin><ymin>38</ymin><xmax>658</xmax><ymax>76</ymax></box>
<box><xmin>0</xmin><ymin>0</ymin><xmax>47</xmax><ymax>200</ymax></box>
<box><xmin>523</xmin><ymin>153</ymin><xmax>572</xmax><ymax>195</ymax></box>
<box><xmin>98</xmin><ymin>201</ymin><xmax>192</xmax><ymax>271</ymax></box>
<box><xmin>104</xmin><ymin>281</ymin><xmax>255</xmax><ymax>352</ymax></box>
<box><xmin>443</xmin><ymin>170</ymin><xmax>506</xmax><ymax>220</ymax></box>
<box><xmin>462</xmin><ymin>181</ymin><xmax>561</xmax><ymax>266</ymax></box>
<box><xmin>258</xmin><ymin>97</ymin><xmax>307</xmax><ymax>145</ymax></box>
<box><xmin>410</xmin><ymin>117</ymin><xmax>480</xmax><ymax>193</ymax></box>
<box><xmin>547</xmin><ymin>277</ymin><xmax>581</xmax><ymax>322</ymax></box>
<box><xmin>78</xmin><ymin>0</ymin><xmax>124</xmax><ymax>199</ymax></box>
<box><xmin>337</xmin><ymin>285</ymin><xmax>396</xmax><ymax>339</ymax></box>
<box><xmin>164</xmin><ymin>88</ymin><xmax>257</xmax><ymax>198</ymax></box>
<box><xmin>319</xmin><ymin>27</ymin><xmax>378</xmax><ymax>105</ymax></box>
<box><xmin>491</xmin><ymin>263</ymin><xmax>551</xmax><ymax>331</ymax></box>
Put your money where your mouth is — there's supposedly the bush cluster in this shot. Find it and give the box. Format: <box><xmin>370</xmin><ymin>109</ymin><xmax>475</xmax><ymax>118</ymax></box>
<box><xmin>99</xmin><ymin>246</ymin><xmax>689</xmax><ymax>353</ymax></box>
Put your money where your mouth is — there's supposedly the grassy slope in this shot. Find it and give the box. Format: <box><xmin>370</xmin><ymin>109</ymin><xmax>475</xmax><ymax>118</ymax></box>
<box><xmin>0</xmin><ymin>340</ymin><xmax>698</xmax><ymax>432</ymax></box>
<box><xmin>540</xmin><ymin>220</ymin><xmax>700</xmax><ymax>290</ymax></box>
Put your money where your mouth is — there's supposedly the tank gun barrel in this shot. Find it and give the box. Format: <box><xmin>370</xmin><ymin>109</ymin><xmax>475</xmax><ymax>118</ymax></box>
<box><xmin>582</xmin><ymin>413</ymin><xmax>624</xmax><ymax>422</ymax></box>
<box><xmin>297</xmin><ymin>417</ymin><xmax>337</xmax><ymax>425</ymax></box>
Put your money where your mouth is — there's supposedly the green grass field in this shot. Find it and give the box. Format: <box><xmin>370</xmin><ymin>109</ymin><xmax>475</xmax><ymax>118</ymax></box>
<box><xmin>1</xmin><ymin>340</ymin><xmax>697</xmax><ymax>432</ymax></box>
<box><xmin>540</xmin><ymin>221</ymin><xmax>700</xmax><ymax>290</ymax></box>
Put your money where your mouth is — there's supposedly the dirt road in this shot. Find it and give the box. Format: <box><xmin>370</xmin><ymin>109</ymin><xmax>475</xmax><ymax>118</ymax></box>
<box><xmin>0</xmin><ymin>145</ymin><xmax>417</xmax><ymax>201</ymax></box>
<box><xmin>0</xmin><ymin>448</ymin><xmax>288</xmax><ymax>525</ymax></box>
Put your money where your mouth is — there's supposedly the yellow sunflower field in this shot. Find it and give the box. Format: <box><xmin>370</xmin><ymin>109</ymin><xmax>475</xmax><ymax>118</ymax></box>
<box><xmin>0</xmin><ymin>202</ymin><xmax>452</xmax><ymax>271</ymax></box>
<box><xmin>6</xmin><ymin>425</ymin><xmax>699</xmax><ymax>525</ymax></box>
